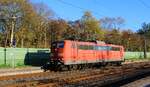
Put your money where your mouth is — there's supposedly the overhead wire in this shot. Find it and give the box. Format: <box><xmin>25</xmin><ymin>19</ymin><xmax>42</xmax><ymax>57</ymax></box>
<box><xmin>92</xmin><ymin>0</ymin><xmax>110</xmax><ymax>13</ymax></box>
<box><xmin>56</xmin><ymin>0</ymin><xmax>105</xmax><ymax>17</ymax></box>
<box><xmin>137</xmin><ymin>0</ymin><xmax>150</xmax><ymax>9</ymax></box>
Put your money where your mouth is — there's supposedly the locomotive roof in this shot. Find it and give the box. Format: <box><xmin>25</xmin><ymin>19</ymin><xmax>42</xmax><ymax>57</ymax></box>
<box><xmin>64</xmin><ymin>40</ymin><xmax>123</xmax><ymax>47</ymax></box>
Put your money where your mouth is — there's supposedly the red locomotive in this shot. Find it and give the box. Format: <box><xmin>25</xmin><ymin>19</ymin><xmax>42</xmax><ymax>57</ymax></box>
<box><xmin>42</xmin><ymin>40</ymin><xmax>124</xmax><ymax>71</ymax></box>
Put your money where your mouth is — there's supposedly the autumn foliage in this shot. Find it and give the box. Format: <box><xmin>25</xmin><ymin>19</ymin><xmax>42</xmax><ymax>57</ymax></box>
<box><xmin>0</xmin><ymin>0</ymin><xmax>149</xmax><ymax>51</ymax></box>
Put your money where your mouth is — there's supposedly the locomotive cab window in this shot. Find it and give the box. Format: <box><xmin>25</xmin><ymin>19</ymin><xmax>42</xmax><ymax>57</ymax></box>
<box><xmin>78</xmin><ymin>45</ymin><xmax>94</xmax><ymax>50</ymax></box>
<box><xmin>78</xmin><ymin>45</ymin><xmax>89</xmax><ymax>50</ymax></box>
<box><xmin>95</xmin><ymin>46</ymin><xmax>109</xmax><ymax>51</ymax></box>
<box><xmin>52</xmin><ymin>43</ymin><xmax>57</xmax><ymax>49</ymax></box>
<box><xmin>57</xmin><ymin>42</ymin><xmax>64</xmax><ymax>48</ymax></box>
<box><xmin>112</xmin><ymin>47</ymin><xmax>120</xmax><ymax>51</ymax></box>
<box><xmin>107</xmin><ymin>46</ymin><xmax>112</xmax><ymax>50</ymax></box>
<box><xmin>52</xmin><ymin>42</ymin><xmax>64</xmax><ymax>48</ymax></box>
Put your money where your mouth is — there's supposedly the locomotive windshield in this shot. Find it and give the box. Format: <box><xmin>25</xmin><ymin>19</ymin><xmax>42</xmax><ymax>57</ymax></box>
<box><xmin>52</xmin><ymin>41</ymin><xmax>64</xmax><ymax>48</ymax></box>
<box><xmin>57</xmin><ymin>42</ymin><xmax>64</xmax><ymax>48</ymax></box>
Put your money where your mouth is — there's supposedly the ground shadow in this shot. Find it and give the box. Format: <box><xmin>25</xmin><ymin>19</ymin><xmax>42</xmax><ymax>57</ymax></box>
<box><xmin>24</xmin><ymin>50</ymin><xmax>50</xmax><ymax>66</ymax></box>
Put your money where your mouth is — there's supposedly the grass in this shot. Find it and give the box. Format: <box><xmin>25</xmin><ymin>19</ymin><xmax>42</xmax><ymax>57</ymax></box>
<box><xmin>0</xmin><ymin>63</ymin><xmax>30</xmax><ymax>69</ymax></box>
<box><xmin>125</xmin><ymin>58</ymin><xmax>150</xmax><ymax>62</ymax></box>
<box><xmin>0</xmin><ymin>64</ymin><xmax>11</xmax><ymax>68</ymax></box>
<box><xmin>15</xmin><ymin>63</ymin><xmax>30</xmax><ymax>68</ymax></box>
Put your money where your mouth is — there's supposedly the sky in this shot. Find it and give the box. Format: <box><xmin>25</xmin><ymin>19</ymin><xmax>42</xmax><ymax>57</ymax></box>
<box><xmin>31</xmin><ymin>0</ymin><xmax>150</xmax><ymax>32</ymax></box>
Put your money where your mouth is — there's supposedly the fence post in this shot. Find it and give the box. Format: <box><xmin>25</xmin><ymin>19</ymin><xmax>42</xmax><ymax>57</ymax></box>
<box><xmin>144</xmin><ymin>36</ymin><xmax>147</xmax><ymax>58</ymax></box>
<box><xmin>4</xmin><ymin>48</ymin><xmax>6</xmax><ymax>65</ymax></box>
<box><xmin>27</xmin><ymin>48</ymin><xmax>30</xmax><ymax>64</ymax></box>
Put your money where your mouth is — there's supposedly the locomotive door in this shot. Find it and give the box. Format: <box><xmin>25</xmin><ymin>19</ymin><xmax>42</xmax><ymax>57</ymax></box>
<box><xmin>71</xmin><ymin>41</ymin><xmax>77</xmax><ymax>64</ymax></box>
<box><xmin>102</xmin><ymin>46</ymin><xmax>108</xmax><ymax>62</ymax></box>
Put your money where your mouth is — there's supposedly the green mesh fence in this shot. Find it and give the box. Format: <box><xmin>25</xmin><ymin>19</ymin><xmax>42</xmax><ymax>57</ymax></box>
<box><xmin>0</xmin><ymin>47</ymin><xmax>5</xmax><ymax>65</ymax></box>
<box><xmin>124</xmin><ymin>52</ymin><xmax>150</xmax><ymax>59</ymax></box>
<box><xmin>0</xmin><ymin>47</ymin><xmax>149</xmax><ymax>67</ymax></box>
<box><xmin>0</xmin><ymin>47</ymin><xmax>50</xmax><ymax>67</ymax></box>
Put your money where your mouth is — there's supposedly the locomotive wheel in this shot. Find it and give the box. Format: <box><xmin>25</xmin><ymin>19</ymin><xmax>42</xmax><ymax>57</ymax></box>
<box><xmin>101</xmin><ymin>62</ymin><xmax>107</xmax><ymax>66</ymax></box>
<box><xmin>57</xmin><ymin>65</ymin><xmax>68</xmax><ymax>71</ymax></box>
<box><xmin>72</xmin><ymin>65</ymin><xmax>78</xmax><ymax>70</ymax></box>
<box><xmin>116</xmin><ymin>62</ymin><xmax>122</xmax><ymax>66</ymax></box>
<box><xmin>78</xmin><ymin>65</ymin><xmax>82</xmax><ymax>70</ymax></box>
<box><xmin>57</xmin><ymin>65</ymin><xmax>62</xmax><ymax>71</ymax></box>
<box><xmin>67</xmin><ymin>65</ymin><xmax>71</xmax><ymax>71</ymax></box>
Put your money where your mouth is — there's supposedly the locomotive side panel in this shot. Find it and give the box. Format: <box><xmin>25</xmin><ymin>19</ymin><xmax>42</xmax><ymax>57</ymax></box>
<box><xmin>97</xmin><ymin>45</ymin><xmax>108</xmax><ymax>62</ymax></box>
<box><xmin>64</xmin><ymin>40</ymin><xmax>80</xmax><ymax>65</ymax></box>
<box><xmin>63</xmin><ymin>41</ymin><xmax>74</xmax><ymax>65</ymax></box>
<box><xmin>108</xmin><ymin>46</ymin><xmax>121</xmax><ymax>62</ymax></box>
<box><xmin>61</xmin><ymin>40</ymin><xmax>124</xmax><ymax>65</ymax></box>
<box><xmin>95</xmin><ymin>45</ymin><xmax>124</xmax><ymax>62</ymax></box>
<box><xmin>77</xmin><ymin>42</ymin><xmax>97</xmax><ymax>64</ymax></box>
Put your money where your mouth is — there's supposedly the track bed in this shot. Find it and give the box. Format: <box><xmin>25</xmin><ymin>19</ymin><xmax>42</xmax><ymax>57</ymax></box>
<box><xmin>0</xmin><ymin>61</ymin><xmax>150</xmax><ymax>87</ymax></box>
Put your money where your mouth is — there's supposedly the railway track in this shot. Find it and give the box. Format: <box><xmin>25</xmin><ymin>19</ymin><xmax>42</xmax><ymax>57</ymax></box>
<box><xmin>0</xmin><ymin>61</ymin><xmax>150</xmax><ymax>87</ymax></box>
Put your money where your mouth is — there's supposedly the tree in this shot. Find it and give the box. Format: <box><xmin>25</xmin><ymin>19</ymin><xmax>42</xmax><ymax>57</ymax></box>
<box><xmin>31</xmin><ymin>2</ymin><xmax>54</xmax><ymax>48</ymax></box>
<box><xmin>100</xmin><ymin>17</ymin><xmax>125</xmax><ymax>30</ymax></box>
<box><xmin>121</xmin><ymin>30</ymin><xmax>132</xmax><ymax>51</ymax></box>
<box><xmin>128</xmin><ymin>33</ymin><xmax>143</xmax><ymax>51</ymax></box>
<box><xmin>137</xmin><ymin>22</ymin><xmax>150</xmax><ymax>52</ymax></box>
<box><xmin>104</xmin><ymin>29</ymin><xmax>121</xmax><ymax>45</ymax></box>
<box><xmin>67</xmin><ymin>20</ymin><xmax>84</xmax><ymax>40</ymax></box>
<box><xmin>0</xmin><ymin>0</ymin><xmax>54</xmax><ymax>48</ymax></box>
<box><xmin>80</xmin><ymin>11</ymin><xmax>104</xmax><ymax>41</ymax></box>
<box><xmin>137</xmin><ymin>22</ymin><xmax>150</xmax><ymax>37</ymax></box>
<box><xmin>0</xmin><ymin>0</ymin><xmax>30</xmax><ymax>47</ymax></box>
<box><xmin>48</xmin><ymin>19</ymin><xmax>69</xmax><ymax>43</ymax></box>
